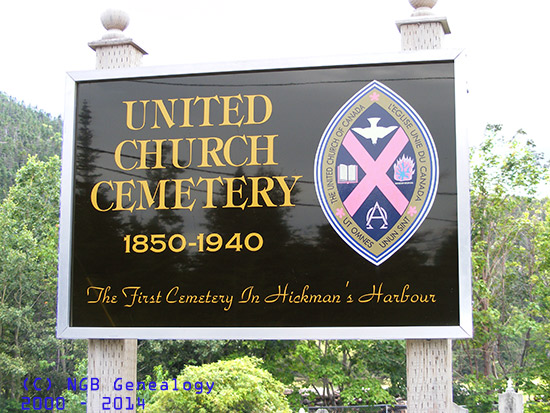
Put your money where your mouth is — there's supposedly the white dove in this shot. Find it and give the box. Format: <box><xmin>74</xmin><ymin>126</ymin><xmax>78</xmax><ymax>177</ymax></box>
<box><xmin>352</xmin><ymin>117</ymin><xmax>398</xmax><ymax>145</ymax></box>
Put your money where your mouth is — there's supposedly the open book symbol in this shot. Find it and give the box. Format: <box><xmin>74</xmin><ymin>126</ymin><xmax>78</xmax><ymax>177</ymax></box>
<box><xmin>338</xmin><ymin>164</ymin><xmax>358</xmax><ymax>184</ymax></box>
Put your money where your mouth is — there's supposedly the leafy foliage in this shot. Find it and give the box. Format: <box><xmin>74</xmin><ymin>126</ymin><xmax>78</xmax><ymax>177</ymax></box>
<box><xmin>59</xmin><ymin>359</ymin><xmax>87</xmax><ymax>413</ymax></box>
<box><xmin>146</xmin><ymin>357</ymin><xmax>292</xmax><ymax>412</ymax></box>
<box><xmin>287</xmin><ymin>340</ymin><xmax>400</xmax><ymax>407</ymax></box>
<box><xmin>0</xmin><ymin>155</ymin><xmax>86</xmax><ymax>403</ymax></box>
<box><xmin>453</xmin><ymin>374</ymin><xmax>505</xmax><ymax>412</ymax></box>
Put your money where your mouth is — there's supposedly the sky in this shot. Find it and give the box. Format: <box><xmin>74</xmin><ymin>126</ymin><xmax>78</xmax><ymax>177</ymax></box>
<box><xmin>1</xmin><ymin>0</ymin><xmax>549</xmax><ymax>171</ymax></box>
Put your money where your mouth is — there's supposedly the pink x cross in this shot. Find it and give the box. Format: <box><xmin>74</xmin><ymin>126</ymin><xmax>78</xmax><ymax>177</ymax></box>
<box><xmin>342</xmin><ymin>128</ymin><xmax>409</xmax><ymax>216</ymax></box>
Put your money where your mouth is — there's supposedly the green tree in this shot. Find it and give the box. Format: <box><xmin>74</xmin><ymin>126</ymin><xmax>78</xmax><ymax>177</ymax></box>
<box><xmin>288</xmin><ymin>340</ymin><xmax>398</xmax><ymax>407</ymax></box>
<box><xmin>0</xmin><ymin>156</ymin><xmax>86</xmax><ymax>405</ymax></box>
<box><xmin>454</xmin><ymin>125</ymin><xmax>550</xmax><ymax>410</ymax></box>
<box><xmin>0</xmin><ymin>92</ymin><xmax>62</xmax><ymax>200</ymax></box>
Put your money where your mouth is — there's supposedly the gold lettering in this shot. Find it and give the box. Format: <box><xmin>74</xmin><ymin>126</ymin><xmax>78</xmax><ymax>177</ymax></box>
<box><xmin>223</xmin><ymin>177</ymin><xmax>248</xmax><ymax>210</ymax></box>
<box><xmin>249</xmin><ymin>176</ymin><xmax>276</xmax><ymax>207</ymax></box>
<box><xmin>248</xmin><ymin>135</ymin><xmax>278</xmax><ymax>166</ymax></box>
<box><xmin>113</xmin><ymin>180</ymin><xmax>136</xmax><ymax>212</ymax></box>
<box><xmin>170</xmin><ymin>138</ymin><xmax>195</xmax><ymax>169</ymax></box>
<box><xmin>124</xmin><ymin>100</ymin><xmax>149</xmax><ymax>131</ymax></box>
<box><xmin>137</xmin><ymin>139</ymin><xmax>166</xmax><ymax>169</ymax></box>
<box><xmin>220</xmin><ymin>94</ymin><xmax>244</xmax><ymax>127</ymax></box>
<box><xmin>179</xmin><ymin>98</ymin><xmax>194</xmax><ymax>127</ymax></box>
<box><xmin>264</xmin><ymin>284</ymin><xmax>289</xmax><ymax>303</ymax></box>
<box><xmin>122</xmin><ymin>286</ymin><xmax>140</xmax><ymax>308</ymax></box>
<box><xmin>194</xmin><ymin>95</ymin><xmax>220</xmax><ymax>127</ymax></box>
<box><xmin>224</xmin><ymin>135</ymin><xmax>248</xmax><ymax>167</ymax></box>
<box><xmin>198</xmin><ymin>137</ymin><xmax>224</xmax><ymax>167</ymax></box>
<box><xmin>91</xmin><ymin>181</ymin><xmax>114</xmax><ymax>212</ymax></box>
<box><xmin>244</xmin><ymin>94</ymin><xmax>272</xmax><ymax>125</ymax></box>
<box><xmin>136</xmin><ymin>180</ymin><xmax>169</xmax><ymax>210</ymax></box>
<box><xmin>273</xmin><ymin>176</ymin><xmax>302</xmax><ymax>206</ymax></box>
<box><xmin>358</xmin><ymin>284</ymin><xmax>384</xmax><ymax>303</ymax></box>
<box><xmin>114</xmin><ymin>140</ymin><xmax>138</xmax><ymax>171</ymax></box>
<box><xmin>87</xmin><ymin>286</ymin><xmax>105</xmax><ymax>303</ymax></box>
<box><xmin>166</xmin><ymin>286</ymin><xmax>179</xmax><ymax>303</ymax></box>
<box><xmin>151</xmin><ymin>99</ymin><xmax>177</xmax><ymax>129</ymax></box>
<box><xmin>239</xmin><ymin>286</ymin><xmax>260</xmax><ymax>304</ymax></box>
<box><xmin>197</xmin><ymin>176</ymin><xmax>223</xmax><ymax>208</ymax></box>
<box><xmin>172</xmin><ymin>178</ymin><xmax>196</xmax><ymax>210</ymax></box>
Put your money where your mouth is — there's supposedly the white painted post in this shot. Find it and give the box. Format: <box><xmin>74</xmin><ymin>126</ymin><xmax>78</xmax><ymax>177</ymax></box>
<box><xmin>86</xmin><ymin>10</ymin><xmax>146</xmax><ymax>412</ymax></box>
<box><xmin>396</xmin><ymin>1</ymin><xmax>454</xmax><ymax>412</ymax></box>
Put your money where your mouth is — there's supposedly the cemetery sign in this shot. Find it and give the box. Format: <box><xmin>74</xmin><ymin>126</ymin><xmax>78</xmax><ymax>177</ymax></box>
<box><xmin>57</xmin><ymin>50</ymin><xmax>472</xmax><ymax>339</ymax></box>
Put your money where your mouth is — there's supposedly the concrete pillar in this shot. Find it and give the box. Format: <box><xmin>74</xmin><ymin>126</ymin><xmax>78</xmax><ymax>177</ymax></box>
<box><xmin>406</xmin><ymin>339</ymin><xmax>453</xmax><ymax>412</ymax></box>
<box><xmin>397</xmin><ymin>1</ymin><xmax>453</xmax><ymax>412</ymax></box>
<box><xmin>396</xmin><ymin>0</ymin><xmax>450</xmax><ymax>51</ymax></box>
<box><xmin>88</xmin><ymin>339</ymin><xmax>137</xmax><ymax>412</ymax></box>
<box><xmin>86</xmin><ymin>10</ymin><xmax>145</xmax><ymax>412</ymax></box>
<box><xmin>499</xmin><ymin>379</ymin><xmax>524</xmax><ymax>413</ymax></box>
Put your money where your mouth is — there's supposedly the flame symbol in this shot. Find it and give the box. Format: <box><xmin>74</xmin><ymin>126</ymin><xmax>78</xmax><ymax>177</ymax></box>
<box><xmin>393</xmin><ymin>155</ymin><xmax>415</xmax><ymax>181</ymax></box>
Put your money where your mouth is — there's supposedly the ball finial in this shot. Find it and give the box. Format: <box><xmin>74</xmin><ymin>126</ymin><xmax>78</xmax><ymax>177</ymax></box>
<box><xmin>100</xmin><ymin>9</ymin><xmax>130</xmax><ymax>39</ymax></box>
<box><xmin>408</xmin><ymin>0</ymin><xmax>438</xmax><ymax>16</ymax></box>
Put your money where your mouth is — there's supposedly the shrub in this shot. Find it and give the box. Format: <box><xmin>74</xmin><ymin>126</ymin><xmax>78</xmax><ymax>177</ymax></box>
<box><xmin>146</xmin><ymin>356</ymin><xmax>291</xmax><ymax>412</ymax></box>
<box><xmin>340</xmin><ymin>377</ymin><xmax>394</xmax><ymax>405</ymax></box>
<box><xmin>453</xmin><ymin>375</ymin><xmax>505</xmax><ymax>412</ymax></box>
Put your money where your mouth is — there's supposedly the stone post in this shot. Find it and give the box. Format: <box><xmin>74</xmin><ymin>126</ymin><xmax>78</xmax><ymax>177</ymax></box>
<box><xmin>396</xmin><ymin>0</ymin><xmax>450</xmax><ymax>51</ymax></box>
<box><xmin>88</xmin><ymin>9</ymin><xmax>147</xmax><ymax>69</ymax></box>
<box><xmin>406</xmin><ymin>339</ymin><xmax>453</xmax><ymax>411</ymax></box>
<box><xmin>86</xmin><ymin>10</ymin><xmax>145</xmax><ymax>412</ymax></box>
<box><xmin>499</xmin><ymin>379</ymin><xmax>524</xmax><ymax>413</ymax></box>
<box><xmin>397</xmin><ymin>1</ymin><xmax>454</xmax><ymax>412</ymax></box>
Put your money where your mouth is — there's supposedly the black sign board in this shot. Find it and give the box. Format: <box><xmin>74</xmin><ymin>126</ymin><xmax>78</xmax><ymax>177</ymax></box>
<box><xmin>57</xmin><ymin>51</ymin><xmax>471</xmax><ymax>339</ymax></box>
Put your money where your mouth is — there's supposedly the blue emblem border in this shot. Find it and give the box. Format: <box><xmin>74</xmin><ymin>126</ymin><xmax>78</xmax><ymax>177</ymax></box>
<box><xmin>314</xmin><ymin>80</ymin><xmax>439</xmax><ymax>265</ymax></box>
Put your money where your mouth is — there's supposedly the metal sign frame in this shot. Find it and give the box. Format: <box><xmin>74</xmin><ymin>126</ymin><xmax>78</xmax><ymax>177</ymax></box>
<box><xmin>57</xmin><ymin>49</ymin><xmax>472</xmax><ymax>339</ymax></box>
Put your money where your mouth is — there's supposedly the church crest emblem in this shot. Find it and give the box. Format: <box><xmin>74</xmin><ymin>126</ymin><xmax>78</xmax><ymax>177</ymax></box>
<box><xmin>314</xmin><ymin>80</ymin><xmax>439</xmax><ymax>265</ymax></box>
